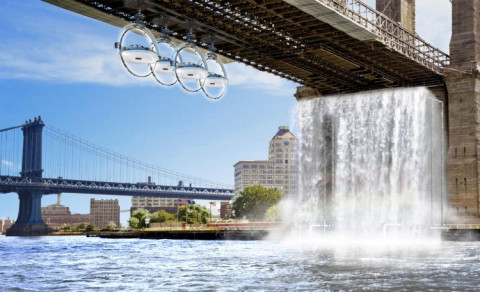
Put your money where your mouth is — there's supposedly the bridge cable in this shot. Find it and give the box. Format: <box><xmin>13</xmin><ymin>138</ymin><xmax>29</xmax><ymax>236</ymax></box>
<box><xmin>43</xmin><ymin>124</ymin><xmax>232</xmax><ymax>188</ymax></box>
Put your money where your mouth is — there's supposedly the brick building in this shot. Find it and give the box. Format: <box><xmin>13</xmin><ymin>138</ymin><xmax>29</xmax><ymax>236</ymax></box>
<box><xmin>90</xmin><ymin>199</ymin><xmax>120</xmax><ymax>228</ymax></box>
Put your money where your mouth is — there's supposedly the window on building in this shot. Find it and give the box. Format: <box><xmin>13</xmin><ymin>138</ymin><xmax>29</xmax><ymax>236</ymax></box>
<box><xmin>243</xmin><ymin>165</ymin><xmax>250</xmax><ymax>169</ymax></box>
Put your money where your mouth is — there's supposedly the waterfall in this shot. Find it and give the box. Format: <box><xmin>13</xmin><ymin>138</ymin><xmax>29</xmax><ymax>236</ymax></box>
<box><xmin>292</xmin><ymin>87</ymin><xmax>445</xmax><ymax>239</ymax></box>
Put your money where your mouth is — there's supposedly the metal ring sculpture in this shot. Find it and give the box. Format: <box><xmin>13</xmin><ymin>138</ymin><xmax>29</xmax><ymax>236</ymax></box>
<box><xmin>173</xmin><ymin>41</ymin><xmax>209</xmax><ymax>93</ymax></box>
<box><xmin>151</xmin><ymin>35</ymin><xmax>179</xmax><ymax>86</ymax></box>
<box><xmin>202</xmin><ymin>51</ymin><xmax>229</xmax><ymax>100</ymax></box>
<box><xmin>116</xmin><ymin>23</ymin><xmax>159</xmax><ymax>78</ymax></box>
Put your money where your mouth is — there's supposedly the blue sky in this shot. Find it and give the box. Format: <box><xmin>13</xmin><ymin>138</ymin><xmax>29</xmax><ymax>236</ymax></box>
<box><xmin>0</xmin><ymin>0</ymin><xmax>451</xmax><ymax>224</ymax></box>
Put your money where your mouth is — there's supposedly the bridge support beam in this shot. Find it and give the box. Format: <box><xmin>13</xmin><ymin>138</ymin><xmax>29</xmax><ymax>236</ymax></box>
<box><xmin>6</xmin><ymin>117</ymin><xmax>52</xmax><ymax>236</ymax></box>
<box><xmin>445</xmin><ymin>0</ymin><xmax>480</xmax><ymax>223</ymax></box>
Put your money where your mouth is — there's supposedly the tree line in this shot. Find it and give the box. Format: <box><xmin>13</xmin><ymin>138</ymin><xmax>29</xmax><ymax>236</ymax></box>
<box><xmin>127</xmin><ymin>185</ymin><xmax>283</xmax><ymax>228</ymax></box>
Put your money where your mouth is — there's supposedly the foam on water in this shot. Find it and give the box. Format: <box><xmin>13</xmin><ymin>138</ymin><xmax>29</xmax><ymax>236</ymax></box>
<box><xmin>285</xmin><ymin>87</ymin><xmax>445</xmax><ymax>245</ymax></box>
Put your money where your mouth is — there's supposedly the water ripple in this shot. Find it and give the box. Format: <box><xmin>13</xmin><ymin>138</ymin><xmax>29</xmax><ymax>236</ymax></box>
<box><xmin>0</xmin><ymin>237</ymin><xmax>480</xmax><ymax>290</ymax></box>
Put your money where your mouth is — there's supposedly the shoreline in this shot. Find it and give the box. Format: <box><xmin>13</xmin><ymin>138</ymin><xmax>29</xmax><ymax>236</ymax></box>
<box><xmin>88</xmin><ymin>229</ymin><xmax>273</xmax><ymax>240</ymax></box>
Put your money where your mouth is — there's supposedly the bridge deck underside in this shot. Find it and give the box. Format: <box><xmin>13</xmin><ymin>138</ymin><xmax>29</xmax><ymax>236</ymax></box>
<box><xmin>44</xmin><ymin>0</ymin><xmax>445</xmax><ymax>95</ymax></box>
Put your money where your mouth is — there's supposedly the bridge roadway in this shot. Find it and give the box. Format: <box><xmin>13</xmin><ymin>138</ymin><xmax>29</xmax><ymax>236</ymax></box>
<box><xmin>0</xmin><ymin>175</ymin><xmax>234</xmax><ymax>201</ymax></box>
<box><xmin>43</xmin><ymin>0</ymin><xmax>449</xmax><ymax>95</ymax></box>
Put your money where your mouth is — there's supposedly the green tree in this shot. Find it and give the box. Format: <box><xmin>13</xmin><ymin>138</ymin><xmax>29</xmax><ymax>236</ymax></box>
<box><xmin>85</xmin><ymin>223</ymin><xmax>95</xmax><ymax>232</ymax></box>
<box><xmin>177</xmin><ymin>204</ymin><xmax>210</xmax><ymax>225</ymax></box>
<box><xmin>103</xmin><ymin>221</ymin><xmax>117</xmax><ymax>231</ymax></box>
<box><xmin>128</xmin><ymin>217</ymin><xmax>140</xmax><ymax>229</ymax></box>
<box><xmin>265</xmin><ymin>203</ymin><xmax>281</xmax><ymax>222</ymax></box>
<box><xmin>150</xmin><ymin>210</ymin><xmax>175</xmax><ymax>223</ymax></box>
<box><xmin>231</xmin><ymin>185</ymin><xmax>283</xmax><ymax>220</ymax></box>
<box><xmin>75</xmin><ymin>223</ymin><xmax>87</xmax><ymax>231</ymax></box>
<box><xmin>128</xmin><ymin>208</ymin><xmax>151</xmax><ymax>228</ymax></box>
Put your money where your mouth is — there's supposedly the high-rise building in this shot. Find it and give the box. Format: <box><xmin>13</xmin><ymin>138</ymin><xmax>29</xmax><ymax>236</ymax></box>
<box><xmin>90</xmin><ymin>199</ymin><xmax>120</xmax><ymax>228</ymax></box>
<box><xmin>234</xmin><ymin>126</ymin><xmax>298</xmax><ymax>196</ymax></box>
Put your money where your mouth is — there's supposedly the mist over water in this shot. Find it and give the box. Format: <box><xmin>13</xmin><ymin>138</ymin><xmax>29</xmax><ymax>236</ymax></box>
<box><xmin>287</xmin><ymin>87</ymin><xmax>445</xmax><ymax>243</ymax></box>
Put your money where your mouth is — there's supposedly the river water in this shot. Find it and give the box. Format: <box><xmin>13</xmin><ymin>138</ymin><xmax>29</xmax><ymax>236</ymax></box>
<box><xmin>1</xmin><ymin>236</ymin><xmax>480</xmax><ymax>291</ymax></box>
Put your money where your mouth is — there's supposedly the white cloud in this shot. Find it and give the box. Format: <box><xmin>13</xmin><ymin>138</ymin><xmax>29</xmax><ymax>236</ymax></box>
<box><xmin>0</xmin><ymin>9</ymin><xmax>297</xmax><ymax>94</ymax></box>
<box><xmin>416</xmin><ymin>0</ymin><xmax>451</xmax><ymax>53</ymax></box>
<box><xmin>0</xmin><ymin>28</ymin><xmax>148</xmax><ymax>86</ymax></box>
<box><xmin>1</xmin><ymin>160</ymin><xmax>13</xmax><ymax>167</ymax></box>
<box><xmin>226</xmin><ymin>63</ymin><xmax>297</xmax><ymax>95</ymax></box>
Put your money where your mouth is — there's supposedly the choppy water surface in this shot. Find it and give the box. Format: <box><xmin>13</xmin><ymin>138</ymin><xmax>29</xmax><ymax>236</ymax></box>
<box><xmin>1</xmin><ymin>236</ymin><xmax>480</xmax><ymax>291</ymax></box>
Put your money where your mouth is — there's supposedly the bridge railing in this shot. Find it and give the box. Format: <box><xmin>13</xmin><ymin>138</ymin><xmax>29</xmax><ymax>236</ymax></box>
<box><xmin>318</xmin><ymin>0</ymin><xmax>450</xmax><ymax>74</ymax></box>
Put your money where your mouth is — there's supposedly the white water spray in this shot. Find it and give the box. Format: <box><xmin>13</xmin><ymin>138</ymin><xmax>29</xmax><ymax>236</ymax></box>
<box><xmin>289</xmin><ymin>87</ymin><xmax>445</xmax><ymax>242</ymax></box>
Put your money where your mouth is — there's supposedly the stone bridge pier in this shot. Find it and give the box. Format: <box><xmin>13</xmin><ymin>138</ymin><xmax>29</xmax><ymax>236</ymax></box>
<box><xmin>444</xmin><ymin>0</ymin><xmax>480</xmax><ymax>223</ymax></box>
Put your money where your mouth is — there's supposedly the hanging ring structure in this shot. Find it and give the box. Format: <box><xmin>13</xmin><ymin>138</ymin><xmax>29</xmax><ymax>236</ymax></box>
<box><xmin>114</xmin><ymin>10</ymin><xmax>229</xmax><ymax>99</ymax></box>
<box><xmin>116</xmin><ymin>22</ymin><xmax>159</xmax><ymax>78</ymax></box>
<box><xmin>173</xmin><ymin>42</ymin><xmax>209</xmax><ymax>93</ymax></box>
<box><xmin>202</xmin><ymin>52</ymin><xmax>229</xmax><ymax>100</ymax></box>
<box><xmin>151</xmin><ymin>24</ymin><xmax>179</xmax><ymax>86</ymax></box>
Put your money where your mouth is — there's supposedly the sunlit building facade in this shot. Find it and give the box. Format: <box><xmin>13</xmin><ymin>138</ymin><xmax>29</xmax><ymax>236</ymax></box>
<box><xmin>0</xmin><ymin>219</ymin><xmax>14</xmax><ymax>234</ymax></box>
<box><xmin>90</xmin><ymin>199</ymin><xmax>120</xmax><ymax>228</ymax></box>
<box><xmin>234</xmin><ymin>126</ymin><xmax>298</xmax><ymax>196</ymax></box>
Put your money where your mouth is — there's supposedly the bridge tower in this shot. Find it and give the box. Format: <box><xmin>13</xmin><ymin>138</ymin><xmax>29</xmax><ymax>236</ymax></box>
<box><xmin>376</xmin><ymin>0</ymin><xmax>415</xmax><ymax>34</ymax></box>
<box><xmin>444</xmin><ymin>0</ymin><xmax>480</xmax><ymax>223</ymax></box>
<box><xmin>6</xmin><ymin>116</ymin><xmax>52</xmax><ymax>236</ymax></box>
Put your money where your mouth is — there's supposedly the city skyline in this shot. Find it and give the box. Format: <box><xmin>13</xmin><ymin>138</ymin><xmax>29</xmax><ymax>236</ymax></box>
<box><xmin>0</xmin><ymin>0</ymin><xmax>451</xmax><ymax>223</ymax></box>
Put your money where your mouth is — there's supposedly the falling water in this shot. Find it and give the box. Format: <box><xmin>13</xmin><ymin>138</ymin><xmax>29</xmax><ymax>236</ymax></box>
<box><xmin>291</xmin><ymin>87</ymin><xmax>445</xmax><ymax>239</ymax></box>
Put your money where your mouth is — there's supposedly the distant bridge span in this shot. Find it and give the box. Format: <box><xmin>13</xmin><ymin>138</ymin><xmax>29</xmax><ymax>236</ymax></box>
<box><xmin>43</xmin><ymin>0</ymin><xmax>449</xmax><ymax>95</ymax></box>
<box><xmin>0</xmin><ymin>117</ymin><xmax>233</xmax><ymax>235</ymax></box>
<box><xmin>0</xmin><ymin>176</ymin><xmax>233</xmax><ymax>201</ymax></box>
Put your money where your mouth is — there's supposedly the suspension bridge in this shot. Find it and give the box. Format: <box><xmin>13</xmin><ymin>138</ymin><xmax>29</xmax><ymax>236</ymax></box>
<box><xmin>0</xmin><ymin>116</ymin><xmax>234</xmax><ymax>235</ymax></box>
